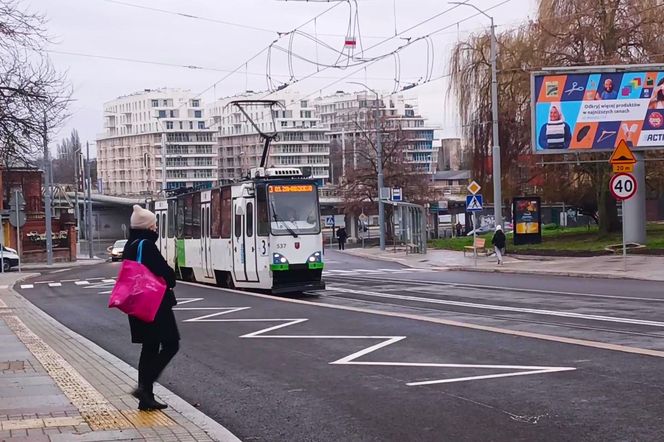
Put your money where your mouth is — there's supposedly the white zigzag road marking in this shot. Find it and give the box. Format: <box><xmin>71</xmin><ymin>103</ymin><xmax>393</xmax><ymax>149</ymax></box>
<box><xmin>173</xmin><ymin>298</ymin><xmax>576</xmax><ymax>385</ymax></box>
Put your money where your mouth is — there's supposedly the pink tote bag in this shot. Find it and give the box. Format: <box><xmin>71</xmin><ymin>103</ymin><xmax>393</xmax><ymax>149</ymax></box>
<box><xmin>108</xmin><ymin>240</ymin><xmax>167</xmax><ymax>323</ymax></box>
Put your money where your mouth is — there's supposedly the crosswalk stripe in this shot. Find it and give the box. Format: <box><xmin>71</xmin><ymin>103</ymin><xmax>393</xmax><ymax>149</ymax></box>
<box><xmin>74</xmin><ymin>281</ymin><xmax>89</xmax><ymax>286</ymax></box>
<box><xmin>102</xmin><ymin>279</ymin><xmax>115</xmax><ymax>283</ymax></box>
<box><xmin>48</xmin><ymin>283</ymin><xmax>62</xmax><ymax>287</ymax></box>
<box><xmin>20</xmin><ymin>284</ymin><xmax>34</xmax><ymax>289</ymax></box>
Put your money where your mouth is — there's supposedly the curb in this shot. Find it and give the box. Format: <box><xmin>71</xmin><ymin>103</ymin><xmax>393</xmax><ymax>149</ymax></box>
<box><xmin>344</xmin><ymin>250</ymin><xmax>661</xmax><ymax>282</ymax></box>
<box><xmin>8</xmin><ymin>278</ymin><xmax>241</xmax><ymax>442</ymax></box>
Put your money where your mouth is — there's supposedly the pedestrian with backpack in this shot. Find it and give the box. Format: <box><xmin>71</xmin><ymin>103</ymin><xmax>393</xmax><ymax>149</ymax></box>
<box><xmin>491</xmin><ymin>225</ymin><xmax>506</xmax><ymax>265</ymax></box>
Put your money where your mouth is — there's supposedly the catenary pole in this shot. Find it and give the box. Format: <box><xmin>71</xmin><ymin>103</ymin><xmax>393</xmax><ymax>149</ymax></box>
<box><xmin>86</xmin><ymin>141</ymin><xmax>93</xmax><ymax>258</ymax></box>
<box><xmin>44</xmin><ymin>112</ymin><xmax>53</xmax><ymax>265</ymax></box>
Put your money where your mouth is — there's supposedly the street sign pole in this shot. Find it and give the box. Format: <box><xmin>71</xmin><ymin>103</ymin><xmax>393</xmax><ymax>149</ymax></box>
<box><xmin>622</xmin><ymin>201</ymin><xmax>627</xmax><ymax>271</ymax></box>
<box><xmin>15</xmin><ymin>192</ymin><xmax>21</xmax><ymax>273</ymax></box>
<box><xmin>0</xmin><ymin>219</ymin><xmax>4</xmax><ymax>274</ymax></box>
<box><xmin>473</xmin><ymin>212</ymin><xmax>477</xmax><ymax>268</ymax></box>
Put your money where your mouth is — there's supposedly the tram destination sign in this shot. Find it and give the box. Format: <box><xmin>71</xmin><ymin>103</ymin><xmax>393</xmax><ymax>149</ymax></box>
<box><xmin>269</xmin><ymin>184</ymin><xmax>314</xmax><ymax>193</ymax></box>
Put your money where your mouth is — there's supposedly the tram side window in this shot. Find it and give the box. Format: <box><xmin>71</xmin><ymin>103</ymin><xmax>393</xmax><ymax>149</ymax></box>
<box><xmin>211</xmin><ymin>189</ymin><xmax>222</xmax><ymax>238</ymax></box>
<box><xmin>183</xmin><ymin>194</ymin><xmax>193</xmax><ymax>238</ymax></box>
<box><xmin>221</xmin><ymin>188</ymin><xmax>231</xmax><ymax>238</ymax></box>
<box><xmin>167</xmin><ymin>199</ymin><xmax>176</xmax><ymax>238</ymax></box>
<box><xmin>246</xmin><ymin>202</ymin><xmax>253</xmax><ymax>237</ymax></box>
<box><xmin>234</xmin><ymin>212</ymin><xmax>242</xmax><ymax>238</ymax></box>
<box><xmin>256</xmin><ymin>186</ymin><xmax>269</xmax><ymax>236</ymax></box>
<box><xmin>192</xmin><ymin>193</ymin><xmax>201</xmax><ymax>239</ymax></box>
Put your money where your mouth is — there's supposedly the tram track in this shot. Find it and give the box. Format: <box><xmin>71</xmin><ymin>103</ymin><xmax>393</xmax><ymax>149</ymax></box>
<box><xmin>317</xmin><ymin>274</ymin><xmax>664</xmax><ymax>346</ymax></box>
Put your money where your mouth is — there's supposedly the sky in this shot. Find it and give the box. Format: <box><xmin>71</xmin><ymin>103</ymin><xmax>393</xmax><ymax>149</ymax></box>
<box><xmin>25</xmin><ymin>0</ymin><xmax>537</xmax><ymax>155</ymax></box>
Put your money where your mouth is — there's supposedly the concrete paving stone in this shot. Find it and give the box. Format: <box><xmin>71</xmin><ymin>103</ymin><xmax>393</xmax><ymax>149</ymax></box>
<box><xmin>0</xmin><ymin>351</ymin><xmax>33</xmax><ymax>361</ymax></box>
<box><xmin>8</xmin><ymin>428</ymin><xmax>28</xmax><ymax>437</ymax></box>
<box><xmin>0</xmin><ymin>394</ymin><xmax>72</xmax><ymax>412</ymax></box>
<box><xmin>0</xmin><ymin>375</ymin><xmax>56</xmax><ymax>387</ymax></box>
<box><xmin>4</xmin><ymin>436</ymin><xmax>49</xmax><ymax>442</ymax></box>
<box><xmin>0</xmin><ymin>429</ymin><xmax>11</xmax><ymax>438</ymax></box>
<box><xmin>0</xmin><ymin>418</ymin><xmax>43</xmax><ymax>431</ymax></box>
<box><xmin>49</xmin><ymin>429</ymin><xmax>144</xmax><ymax>441</ymax></box>
<box><xmin>0</xmin><ymin>383</ymin><xmax>63</xmax><ymax>397</ymax></box>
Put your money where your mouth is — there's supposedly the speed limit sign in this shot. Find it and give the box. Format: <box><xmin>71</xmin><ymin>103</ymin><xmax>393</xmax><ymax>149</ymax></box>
<box><xmin>609</xmin><ymin>173</ymin><xmax>637</xmax><ymax>200</ymax></box>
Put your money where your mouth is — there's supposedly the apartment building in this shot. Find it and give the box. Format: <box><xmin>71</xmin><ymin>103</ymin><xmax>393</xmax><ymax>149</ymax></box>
<box><xmin>208</xmin><ymin>92</ymin><xmax>330</xmax><ymax>184</ymax></box>
<box><xmin>315</xmin><ymin>91</ymin><xmax>437</xmax><ymax>184</ymax></box>
<box><xmin>97</xmin><ymin>88</ymin><xmax>217</xmax><ymax>196</ymax></box>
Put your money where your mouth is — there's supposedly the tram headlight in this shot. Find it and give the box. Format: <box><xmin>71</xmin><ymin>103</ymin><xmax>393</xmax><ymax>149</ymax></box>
<box><xmin>271</xmin><ymin>253</ymin><xmax>289</xmax><ymax>271</ymax></box>
<box><xmin>307</xmin><ymin>251</ymin><xmax>324</xmax><ymax>270</ymax></box>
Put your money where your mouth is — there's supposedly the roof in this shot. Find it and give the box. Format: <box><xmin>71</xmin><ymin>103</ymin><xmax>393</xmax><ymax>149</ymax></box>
<box><xmin>433</xmin><ymin>170</ymin><xmax>471</xmax><ymax>181</ymax></box>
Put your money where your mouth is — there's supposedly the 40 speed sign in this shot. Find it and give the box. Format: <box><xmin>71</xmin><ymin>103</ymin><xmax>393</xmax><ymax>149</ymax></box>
<box><xmin>609</xmin><ymin>173</ymin><xmax>637</xmax><ymax>201</ymax></box>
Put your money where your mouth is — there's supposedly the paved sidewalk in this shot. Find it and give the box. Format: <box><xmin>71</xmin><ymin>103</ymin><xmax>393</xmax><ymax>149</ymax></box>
<box><xmin>344</xmin><ymin>247</ymin><xmax>664</xmax><ymax>281</ymax></box>
<box><xmin>0</xmin><ymin>273</ymin><xmax>240</xmax><ymax>442</ymax></box>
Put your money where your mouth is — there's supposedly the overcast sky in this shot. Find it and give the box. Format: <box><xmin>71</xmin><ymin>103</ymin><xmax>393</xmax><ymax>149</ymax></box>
<box><xmin>26</xmin><ymin>0</ymin><xmax>537</xmax><ymax>154</ymax></box>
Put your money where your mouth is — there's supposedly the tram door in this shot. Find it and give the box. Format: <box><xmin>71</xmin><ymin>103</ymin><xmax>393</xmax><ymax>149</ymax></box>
<box><xmin>155</xmin><ymin>201</ymin><xmax>167</xmax><ymax>257</ymax></box>
<box><xmin>200</xmin><ymin>201</ymin><xmax>213</xmax><ymax>279</ymax></box>
<box><xmin>233</xmin><ymin>198</ymin><xmax>258</xmax><ymax>283</ymax></box>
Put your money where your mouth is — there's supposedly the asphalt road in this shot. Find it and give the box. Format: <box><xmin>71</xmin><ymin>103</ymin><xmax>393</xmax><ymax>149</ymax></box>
<box><xmin>15</xmin><ymin>251</ymin><xmax>664</xmax><ymax>441</ymax></box>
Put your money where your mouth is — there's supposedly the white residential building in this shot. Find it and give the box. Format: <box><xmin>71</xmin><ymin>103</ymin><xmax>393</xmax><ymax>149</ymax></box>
<box><xmin>97</xmin><ymin>88</ymin><xmax>217</xmax><ymax>196</ymax></box>
<box><xmin>208</xmin><ymin>92</ymin><xmax>330</xmax><ymax>184</ymax></box>
<box><xmin>315</xmin><ymin>91</ymin><xmax>437</xmax><ymax>184</ymax></box>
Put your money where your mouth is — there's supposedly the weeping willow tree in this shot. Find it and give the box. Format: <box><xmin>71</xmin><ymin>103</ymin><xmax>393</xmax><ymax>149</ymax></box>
<box><xmin>449</xmin><ymin>0</ymin><xmax>664</xmax><ymax>233</ymax></box>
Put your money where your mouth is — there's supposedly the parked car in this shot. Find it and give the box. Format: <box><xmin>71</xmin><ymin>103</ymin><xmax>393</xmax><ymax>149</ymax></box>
<box><xmin>0</xmin><ymin>246</ymin><xmax>20</xmax><ymax>271</ymax></box>
<box><xmin>108</xmin><ymin>239</ymin><xmax>128</xmax><ymax>262</ymax></box>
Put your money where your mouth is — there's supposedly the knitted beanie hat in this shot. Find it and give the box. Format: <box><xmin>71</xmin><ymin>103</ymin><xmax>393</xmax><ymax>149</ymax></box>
<box><xmin>130</xmin><ymin>204</ymin><xmax>157</xmax><ymax>230</ymax></box>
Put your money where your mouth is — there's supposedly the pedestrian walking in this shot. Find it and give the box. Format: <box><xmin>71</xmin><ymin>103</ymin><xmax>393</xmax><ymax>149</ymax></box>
<box><xmin>455</xmin><ymin>222</ymin><xmax>463</xmax><ymax>237</ymax></box>
<box><xmin>491</xmin><ymin>225</ymin><xmax>506</xmax><ymax>265</ymax></box>
<box><xmin>123</xmin><ymin>205</ymin><xmax>179</xmax><ymax>411</ymax></box>
<box><xmin>336</xmin><ymin>226</ymin><xmax>348</xmax><ymax>251</ymax></box>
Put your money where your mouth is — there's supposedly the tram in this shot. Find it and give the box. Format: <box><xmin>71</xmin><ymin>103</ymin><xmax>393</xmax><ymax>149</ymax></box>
<box><xmin>153</xmin><ymin>166</ymin><xmax>325</xmax><ymax>294</ymax></box>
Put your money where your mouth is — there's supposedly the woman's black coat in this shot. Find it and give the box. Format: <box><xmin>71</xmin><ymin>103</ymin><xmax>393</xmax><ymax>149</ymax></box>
<box><xmin>122</xmin><ymin>229</ymin><xmax>179</xmax><ymax>344</ymax></box>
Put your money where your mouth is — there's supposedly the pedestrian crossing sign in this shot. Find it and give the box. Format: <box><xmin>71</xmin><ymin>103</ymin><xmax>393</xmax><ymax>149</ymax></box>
<box><xmin>466</xmin><ymin>194</ymin><xmax>483</xmax><ymax>212</ymax></box>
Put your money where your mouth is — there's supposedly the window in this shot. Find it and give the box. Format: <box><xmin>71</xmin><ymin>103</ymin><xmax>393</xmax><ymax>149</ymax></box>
<box><xmin>162</xmin><ymin>99</ymin><xmax>169</xmax><ymax>106</ymax></box>
<box><xmin>183</xmin><ymin>194</ymin><xmax>193</xmax><ymax>238</ymax></box>
<box><xmin>281</xmin><ymin>121</ymin><xmax>287</xmax><ymax>127</ymax></box>
<box><xmin>158</xmin><ymin>110</ymin><xmax>166</xmax><ymax>118</ymax></box>
<box><xmin>246</xmin><ymin>202</ymin><xmax>253</xmax><ymax>237</ymax></box>
<box><xmin>166</xmin><ymin>121</ymin><xmax>173</xmax><ymax>129</ymax></box>
<box><xmin>211</xmin><ymin>189</ymin><xmax>222</xmax><ymax>238</ymax></box>
<box><xmin>194</xmin><ymin>110</ymin><xmax>202</xmax><ymax>118</ymax></box>
<box><xmin>170</xmin><ymin>110</ymin><xmax>176</xmax><ymax>118</ymax></box>
<box><xmin>189</xmin><ymin>121</ymin><xmax>194</xmax><ymax>130</ymax></box>
<box><xmin>221</xmin><ymin>188</ymin><xmax>231</xmax><ymax>238</ymax></box>
<box><xmin>161</xmin><ymin>213</ymin><xmax>166</xmax><ymax>239</ymax></box>
<box><xmin>192</xmin><ymin>99</ymin><xmax>200</xmax><ymax>107</ymax></box>
<box><xmin>179</xmin><ymin>121</ymin><xmax>183</xmax><ymax>129</ymax></box>
<box><xmin>192</xmin><ymin>193</ymin><xmax>201</xmax><ymax>239</ymax></box>
<box><xmin>168</xmin><ymin>199</ymin><xmax>176</xmax><ymax>237</ymax></box>
<box><xmin>198</xmin><ymin>121</ymin><xmax>205</xmax><ymax>129</ymax></box>
<box><xmin>151</xmin><ymin>100</ymin><xmax>159</xmax><ymax>107</ymax></box>
<box><xmin>234</xmin><ymin>212</ymin><xmax>242</xmax><ymax>238</ymax></box>
<box><xmin>257</xmin><ymin>186</ymin><xmax>269</xmax><ymax>236</ymax></box>
<box><xmin>301</xmin><ymin>100</ymin><xmax>308</xmax><ymax>108</ymax></box>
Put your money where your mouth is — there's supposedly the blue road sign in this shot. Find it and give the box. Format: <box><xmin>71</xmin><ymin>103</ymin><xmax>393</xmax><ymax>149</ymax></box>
<box><xmin>466</xmin><ymin>194</ymin><xmax>483</xmax><ymax>212</ymax></box>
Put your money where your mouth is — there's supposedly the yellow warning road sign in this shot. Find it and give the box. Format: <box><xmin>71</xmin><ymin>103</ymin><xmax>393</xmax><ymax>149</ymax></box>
<box><xmin>609</xmin><ymin>140</ymin><xmax>637</xmax><ymax>166</ymax></box>
<box><xmin>612</xmin><ymin>163</ymin><xmax>634</xmax><ymax>173</ymax></box>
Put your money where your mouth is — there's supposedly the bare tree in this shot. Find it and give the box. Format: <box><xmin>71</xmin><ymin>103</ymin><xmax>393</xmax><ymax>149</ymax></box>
<box><xmin>449</xmin><ymin>0</ymin><xmax>664</xmax><ymax>233</ymax></box>
<box><xmin>340</xmin><ymin>112</ymin><xmax>436</xmax><ymax>237</ymax></box>
<box><xmin>52</xmin><ymin>129</ymin><xmax>80</xmax><ymax>185</ymax></box>
<box><xmin>0</xmin><ymin>0</ymin><xmax>70</xmax><ymax>163</ymax></box>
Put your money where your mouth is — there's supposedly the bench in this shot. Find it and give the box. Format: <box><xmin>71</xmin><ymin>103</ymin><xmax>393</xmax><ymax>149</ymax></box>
<box><xmin>463</xmin><ymin>237</ymin><xmax>489</xmax><ymax>257</ymax></box>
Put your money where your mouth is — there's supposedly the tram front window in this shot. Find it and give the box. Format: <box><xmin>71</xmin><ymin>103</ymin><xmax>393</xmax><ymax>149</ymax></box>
<box><xmin>268</xmin><ymin>184</ymin><xmax>320</xmax><ymax>236</ymax></box>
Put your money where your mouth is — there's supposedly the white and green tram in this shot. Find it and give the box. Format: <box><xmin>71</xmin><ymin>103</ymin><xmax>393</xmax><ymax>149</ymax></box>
<box><xmin>153</xmin><ymin>167</ymin><xmax>326</xmax><ymax>294</ymax></box>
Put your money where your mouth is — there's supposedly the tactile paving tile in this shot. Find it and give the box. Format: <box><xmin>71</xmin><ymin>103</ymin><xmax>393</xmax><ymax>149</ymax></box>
<box><xmin>121</xmin><ymin>409</ymin><xmax>175</xmax><ymax>428</ymax></box>
<box><xmin>2</xmin><ymin>315</ymin><xmax>133</xmax><ymax>430</ymax></box>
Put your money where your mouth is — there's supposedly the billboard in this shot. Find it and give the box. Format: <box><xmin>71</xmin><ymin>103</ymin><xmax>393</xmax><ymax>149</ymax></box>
<box><xmin>532</xmin><ymin>66</ymin><xmax>664</xmax><ymax>153</ymax></box>
<box><xmin>513</xmin><ymin>197</ymin><xmax>542</xmax><ymax>245</ymax></box>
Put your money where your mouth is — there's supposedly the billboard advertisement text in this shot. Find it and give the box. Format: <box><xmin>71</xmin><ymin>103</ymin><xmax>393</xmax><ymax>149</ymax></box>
<box><xmin>532</xmin><ymin>68</ymin><xmax>664</xmax><ymax>153</ymax></box>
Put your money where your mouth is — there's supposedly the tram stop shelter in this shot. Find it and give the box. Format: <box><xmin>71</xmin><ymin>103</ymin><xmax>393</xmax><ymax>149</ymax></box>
<box><xmin>388</xmin><ymin>200</ymin><xmax>427</xmax><ymax>254</ymax></box>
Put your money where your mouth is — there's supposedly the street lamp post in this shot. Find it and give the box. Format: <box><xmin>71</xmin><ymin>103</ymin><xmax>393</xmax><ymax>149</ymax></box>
<box><xmin>348</xmin><ymin>81</ymin><xmax>386</xmax><ymax>251</ymax></box>
<box><xmin>450</xmin><ymin>2</ymin><xmax>503</xmax><ymax>228</ymax></box>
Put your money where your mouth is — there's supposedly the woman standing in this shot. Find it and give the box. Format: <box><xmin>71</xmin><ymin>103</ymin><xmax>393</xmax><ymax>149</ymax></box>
<box><xmin>122</xmin><ymin>205</ymin><xmax>179</xmax><ymax>411</ymax></box>
<box><xmin>491</xmin><ymin>225</ymin><xmax>506</xmax><ymax>265</ymax></box>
